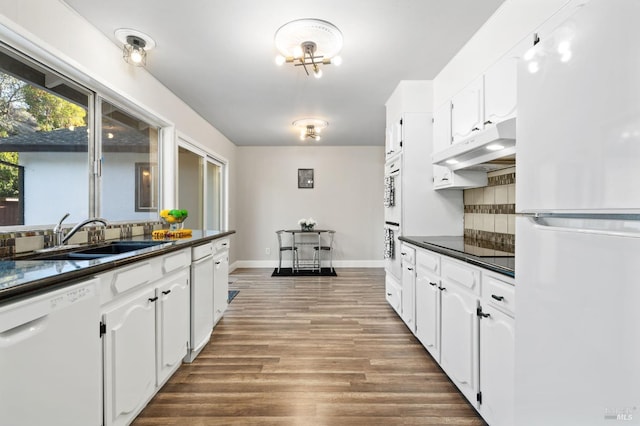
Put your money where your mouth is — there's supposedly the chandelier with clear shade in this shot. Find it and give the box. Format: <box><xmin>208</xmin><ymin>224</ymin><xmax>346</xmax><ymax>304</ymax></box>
<box><xmin>274</xmin><ymin>19</ymin><xmax>343</xmax><ymax>78</ymax></box>
<box><xmin>293</xmin><ymin>119</ymin><xmax>328</xmax><ymax>141</ymax></box>
<box><xmin>115</xmin><ymin>28</ymin><xmax>156</xmax><ymax>67</ymax></box>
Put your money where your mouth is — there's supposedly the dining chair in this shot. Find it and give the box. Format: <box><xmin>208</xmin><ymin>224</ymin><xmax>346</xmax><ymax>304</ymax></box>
<box><xmin>313</xmin><ymin>230</ymin><xmax>335</xmax><ymax>273</ymax></box>
<box><xmin>276</xmin><ymin>230</ymin><xmax>297</xmax><ymax>272</ymax></box>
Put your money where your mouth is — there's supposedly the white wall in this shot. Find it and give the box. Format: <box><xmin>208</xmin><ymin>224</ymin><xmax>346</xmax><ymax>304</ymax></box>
<box><xmin>0</xmin><ymin>0</ymin><xmax>238</xmax><ymax>259</ymax></box>
<box><xmin>433</xmin><ymin>0</ymin><xmax>570</xmax><ymax>107</ymax></box>
<box><xmin>235</xmin><ymin>146</ymin><xmax>384</xmax><ymax>268</ymax></box>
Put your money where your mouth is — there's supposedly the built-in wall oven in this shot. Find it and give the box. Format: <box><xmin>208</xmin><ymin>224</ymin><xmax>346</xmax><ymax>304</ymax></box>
<box><xmin>384</xmin><ymin>156</ymin><xmax>402</xmax><ymax>280</ymax></box>
<box><xmin>384</xmin><ymin>221</ymin><xmax>401</xmax><ymax>280</ymax></box>
<box><xmin>384</xmin><ymin>157</ymin><xmax>401</xmax><ymax>225</ymax></box>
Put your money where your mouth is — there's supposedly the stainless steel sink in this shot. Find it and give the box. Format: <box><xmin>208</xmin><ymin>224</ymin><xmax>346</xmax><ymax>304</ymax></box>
<box><xmin>30</xmin><ymin>240</ymin><xmax>168</xmax><ymax>261</ymax></box>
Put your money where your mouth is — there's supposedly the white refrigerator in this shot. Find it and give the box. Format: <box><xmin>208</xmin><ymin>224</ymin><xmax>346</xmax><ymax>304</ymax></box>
<box><xmin>515</xmin><ymin>0</ymin><xmax>640</xmax><ymax>425</ymax></box>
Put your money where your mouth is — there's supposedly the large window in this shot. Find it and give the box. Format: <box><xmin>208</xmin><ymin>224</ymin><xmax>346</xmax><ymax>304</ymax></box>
<box><xmin>0</xmin><ymin>44</ymin><xmax>160</xmax><ymax>227</ymax></box>
<box><xmin>100</xmin><ymin>100</ymin><xmax>158</xmax><ymax>221</ymax></box>
<box><xmin>0</xmin><ymin>47</ymin><xmax>90</xmax><ymax>226</ymax></box>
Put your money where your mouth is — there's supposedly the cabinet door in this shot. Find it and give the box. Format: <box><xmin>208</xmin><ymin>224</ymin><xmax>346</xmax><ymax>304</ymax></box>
<box><xmin>156</xmin><ymin>269</ymin><xmax>190</xmax><ymax>384</ymax></box>
<box><xmin>440</xmin><ymin>284</ymin><xmax>479</xmax><ymax>405</ymax></box>
<box><xmin>479</xmin><ymin>305</ymin><xmax>515</xmax><ymax>426</ymax></box>
<box><xmin>213</xmin><ymin>251</ymin><xmax>229</xmax><ymax>325</ymax></box>
<box><xmin>415</xmin><ymin>270</ymin><xmax>440</xmax><ymax>362</ymax></box>
<box><xmin>401</xmin><ymin>260</ymin><xmax>416</xmax><ymax>333</ymax></box>
<box><xmin>103</xmin><ymin>288</ymin><xmax>157</xmax><ymax>426</ymax></box>
<box><xmin>451</xmin><ymin>76</ymin><xmax>484</xmax><ymax>143</ymax></box>
<box><xmin>484</xmin><ymin>55</ymin><xmax>517</xmax><ymax>126</ymax></box>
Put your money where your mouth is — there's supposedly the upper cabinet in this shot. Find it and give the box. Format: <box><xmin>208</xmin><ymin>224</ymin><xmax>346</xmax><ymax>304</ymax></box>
<box><xmin>484</xmin><ymin>55</ymin><xmax>518</xmax><ymax>126</ymax></box>
<box><xmin>451</xmin><ymin>76</ymin><xmax>484</xmax><ymax>144</ymax></box>
<box><xmin>385</xmin><ymin>118</ymin><xmax>403</xmax><ymax>158</ymax></box>
<box><xmin>450</xmin><ymin>54</ymin><xmax>518</xmax><ymax>145</ymax></box>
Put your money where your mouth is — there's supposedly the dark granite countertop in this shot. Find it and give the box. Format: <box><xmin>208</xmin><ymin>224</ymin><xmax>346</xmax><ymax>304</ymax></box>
<box><xmin>399</xmin><ymin>235</ymin><xmax>515</xmax><ymax>278</ymax></box>
<box><xmin>0</xmin><ymin>230</ymin><xmax>235</xmax><ymax>304</ymax></box>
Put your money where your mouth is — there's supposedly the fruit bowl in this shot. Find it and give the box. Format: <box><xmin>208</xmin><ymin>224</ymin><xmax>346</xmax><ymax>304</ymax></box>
<box><xmin>160</xmin><ymin>209</ymin><xmax>188</xmax><ymax>230</ymax></box>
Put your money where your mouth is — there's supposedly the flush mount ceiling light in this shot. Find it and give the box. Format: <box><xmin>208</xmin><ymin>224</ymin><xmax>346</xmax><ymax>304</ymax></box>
<box><xmin>115</xmin><ymin>28</ymin><xmax>156</xmax><ymax>67</ymax></box>
<box><xmin>274</xmin><ymin>18</ymin><xmax>343</xmax><ymax>79</ymax></box>
<box><xmin>293</xmin><ymin>118</ymin><xmax>328</xmax><ymax>141</ymax></box>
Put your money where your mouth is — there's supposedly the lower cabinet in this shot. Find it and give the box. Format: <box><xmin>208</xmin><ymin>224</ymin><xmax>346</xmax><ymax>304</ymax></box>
<box><xmin>103</xmin><ymin>288</ymin><xmax>157</xmax><ymax>426</ymax></box>
<box><xmin>213</xmin><ymin>246</ymin><xmax>229</xmax><ymax>325</ymax></box>
<box><xmin>479</xmin><ymin>305</ymin><xmax>515</xmax><ymax>426</ymax></box>
<box><xmin>415</xmin><ymin>264</ymin><xmax>441</xmax><ymax>362</ymax></box>
<box><xmin>440</xmin><ymin>281</ymin><xmax>479</xmax><ymax>405</ymax></box>
<box><xmin>400</xmin><ymin>244</ymin><xmax>416</xmax><ymax>333</ymax></box>
<box><xmin>156</xmin><ymin>272</ymin><xmax>190</xmax><ymax>384</ymax></box>
<box><xmin>100</xmin><ymin>252</ymin><xmax>191</xmax><ymax>426</ymax></box>
<box><xmin>389</xmin><ymin>242</ymin><xmax>515</xmax><ymax>425</ymax></box>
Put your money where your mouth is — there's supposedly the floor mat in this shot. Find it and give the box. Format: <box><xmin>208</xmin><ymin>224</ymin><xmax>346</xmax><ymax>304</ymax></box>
<box><xmin>271</xmin><ymin>268</ymin><xmax>337</xmax><ymax>277</ymax></box>
<box><xmin>228</xmin><ymin>290</ymin><xmax>239</xmax><ymax>303</ymax></box>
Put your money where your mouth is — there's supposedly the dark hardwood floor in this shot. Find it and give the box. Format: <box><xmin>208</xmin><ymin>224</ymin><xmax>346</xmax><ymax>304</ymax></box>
<box><xmin>133</xmin><ymin>268</ymin><xmax>487</xmax><ymax>425</ymax></box>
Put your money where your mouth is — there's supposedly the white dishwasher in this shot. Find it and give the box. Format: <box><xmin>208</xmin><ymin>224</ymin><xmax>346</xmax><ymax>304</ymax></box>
<box><xmin>184</xmin><ymin>242</ymin><xmax>214</xmax><ymax>362</ymax></box>
<box><xmin>0</xmin><ymin>278</ymin><xmax>102</xmax><ymax>426</ymax></box>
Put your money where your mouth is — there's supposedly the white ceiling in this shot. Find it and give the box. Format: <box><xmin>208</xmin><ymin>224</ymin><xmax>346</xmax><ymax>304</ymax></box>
<box><xmin>62</xmin><ymin>0</ymin><xmax>505</xmax><ymax>147</ymax></box>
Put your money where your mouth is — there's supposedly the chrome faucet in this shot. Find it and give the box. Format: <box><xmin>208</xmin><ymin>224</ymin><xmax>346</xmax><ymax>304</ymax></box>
<box><xmin>60</xmin><ymin>217</ymin><xmax>108</xmax><ymax>245</ymax></box>
<box><xmin>53</xmin><ymin>213</ymin><xmax>70</xmax><ymax>246</ymax></box>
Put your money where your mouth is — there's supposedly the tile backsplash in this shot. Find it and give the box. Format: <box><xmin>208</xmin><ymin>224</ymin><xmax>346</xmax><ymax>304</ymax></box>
<box><xmin>463</xmin><ymin>167</ymin><xmax>515</xmax><ymax>253</ymax></box>
<box><xmin>0</xmin><ymin>221</ymin><xmax>164</xmax><ymax>258</ymax></box>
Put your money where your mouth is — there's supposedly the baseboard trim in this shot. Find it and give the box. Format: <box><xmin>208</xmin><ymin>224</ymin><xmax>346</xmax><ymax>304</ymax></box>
<box><xmin>232</xmin><ymin>260</ymin><xmax>384</xmax><ymax>270</ymax></box>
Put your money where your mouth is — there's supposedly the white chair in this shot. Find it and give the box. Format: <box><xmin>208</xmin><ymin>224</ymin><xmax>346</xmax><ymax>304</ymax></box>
<box><xmin>276</xmin><ymin>230</ymin><xmax>297</xmax><ymax>272</ymax></box>
<box><xmin>313</xmin><ymin>230</ymin><xmax>335</xmax><ymax>273</ymax></box>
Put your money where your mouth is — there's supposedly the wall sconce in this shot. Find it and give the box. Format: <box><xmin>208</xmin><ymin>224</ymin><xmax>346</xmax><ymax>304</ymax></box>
<box><xmin>274</xmin><ymin>19</ymin><xmax>343</xmax><ymax>79</ymax></box>
<box><xmin>293</xmin><ymin>118</ymin><xmax>328</xmax><ymax>141</ymax></box>
<box><xmin>115</xmin><ymin>28</ymin><xmax>156</xmax><ymax>67</ymax></box>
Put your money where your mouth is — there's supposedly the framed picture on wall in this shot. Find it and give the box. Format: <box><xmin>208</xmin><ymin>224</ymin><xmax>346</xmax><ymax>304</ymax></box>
<box><xmin>298</xmin><ymin>168</ymin><xmax>314</xmax><ymax>189</ymax></box>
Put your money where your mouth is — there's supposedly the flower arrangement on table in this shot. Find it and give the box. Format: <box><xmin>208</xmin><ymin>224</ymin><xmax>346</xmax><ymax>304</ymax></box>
<box><xmin>298</xmin><ymin>217</ymin><xmax>317</xmax><ymax>231</ymax></box>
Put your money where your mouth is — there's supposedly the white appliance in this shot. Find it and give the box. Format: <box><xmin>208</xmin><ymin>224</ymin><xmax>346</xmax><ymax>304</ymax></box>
<box><xmin>384</xmin><ymin>156</ymin><xmax>401</xmax><ymax>225</ymax></box>
<box><xmin>184</xmin><ymin>242</ymin><xmax>214</xmax><ymax>362</ymax></box>
<box><xmin>515</xmin><ymin>1</ymin><xmax>640</xmax><ymax>424</ymax></box>
<box><xmin>384</xmin><ymin>221</ymin><xmax>401</xmax><ymax>280</ymax></box>
<box><xmin>0</xmin><ymin>279</ymin><xmax>102</xmax><ymax>425</ymax></box>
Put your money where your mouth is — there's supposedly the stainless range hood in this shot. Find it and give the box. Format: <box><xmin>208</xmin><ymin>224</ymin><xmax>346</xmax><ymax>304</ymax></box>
<box><xmin>432</xmin><ymin>117</ymin><xmax>516</xmax><ymax>172</ymax></box>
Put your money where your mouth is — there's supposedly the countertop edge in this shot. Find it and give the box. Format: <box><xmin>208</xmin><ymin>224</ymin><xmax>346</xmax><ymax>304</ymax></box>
<box><xmin>0</xmin><ymin>230</ymin><xmax>236</xmax><ymax>304</ymax></box>
<box><xmin>398</xmin><ymin>236</ymin><xmax>515</xmax><ymax>278</ymax></box>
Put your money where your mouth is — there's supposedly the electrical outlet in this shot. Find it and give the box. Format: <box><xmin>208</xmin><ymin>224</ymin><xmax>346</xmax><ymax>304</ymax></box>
<box><xmin>265</xmin><ymin>247</ymin><xmax>271</xmax><ymax>255</ymax></box>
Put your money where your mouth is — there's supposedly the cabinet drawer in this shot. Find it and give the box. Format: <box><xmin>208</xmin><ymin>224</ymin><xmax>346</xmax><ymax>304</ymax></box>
<box><xmin>162</xmin><ymin>249</ymin><xmax>191</xmax><ymax>274</ymax></box>
<box><xmin>385</xmin><ymin>274</ymin><xmax>401</xmax><ymax>315</ymax></box>
<box><xmin>442</xmin><ymin>258</ymin><xmax>480</xmax><ymax>295</ymax></box>
<box><xmin>213</xmin><ymin>238</ymin><xmax>230</xmax><ymax>254</ymax></box>
<box><xmin>192</xmin><ymin>242</ymin><xmax>213</xmax><ymax>261</ymax></box>
<box><xmin>400</xmin><ymin>244</ymin><xmax>416</xmax><ymax>265</ymax></box>
<box><xmin>483</xmin><ymin>274</ymin><xmax>515</xmax><ymax>317</ymax></box>
<box><xmin>416</xmin><ymin>249</ymin><xmax>440</xmax><ymax>276</ymax></box>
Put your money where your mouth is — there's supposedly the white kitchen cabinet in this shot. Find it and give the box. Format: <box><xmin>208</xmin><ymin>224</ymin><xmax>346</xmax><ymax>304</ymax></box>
<box><xmin>433</xmin><ymin>100</ymin><xmax>488</xmax><ymax>190</ymax></box>
<box><xmin>479</xmin><ymin>304</ymin><xmax>515</xmax><ymax>426</ymax></box>
<box><xmin>415</xmin><ymin>250</ymin><xmax>441</xmax><ymax>362</ymax></box>
<box><xmin>103</xmin><ymin>288</ymin><xmax>157</xmax><ymax>426</ymax></box>
<box><xmin>484</xmin><ymin>55</ymin><xmax>517</xmax><ymax>126</ymax></box>
<box><xmin>385</xmin><ymin>274</ymin><xmax>402</xmax><ymax>314</ymax></box>
<box><xmin>213</xmin><ymin>238</ymin><xmax>230</xmax><ymax>325</ymax></box>
<box><xmin>156</xmin><ymin>269</ymin><xmax>190</xmax><ymax>385</ymax></box>
<box><xmin>440</xmin><ymin>274</ymin><xmax>480</xmax><ymax>406</ymax></box>
<box><xmin>100</xmin><ymin>247</ymin><xmax>192</xmax><ymax>426</ymax></box>
<box><xmin>385</xmin><ymin>118</ymin><xmax>402</xmax><ymax>158</ymax></box>
<box><xmin>451</xmin><ymin>76</ymin><xmax>484</xmax><ymax>144</ymax></box>
<box><xmin>400</xmin><ymin>243</ymin><xmax>416</xmax><ymax>333</ymax></box>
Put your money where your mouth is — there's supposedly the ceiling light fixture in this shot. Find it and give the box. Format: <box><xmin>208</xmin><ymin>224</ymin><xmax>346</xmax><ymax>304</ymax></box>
<box><xmin>274</xmin><ymin>19</ymin><xmax>343</xmax><ymax>78</ymax></box>
<box><xmin>293</xmin><ymin>118</ymin><xmax>328</xmax><ymax>141</ymax></box>
<box><xmin>115</xmin><ymin>28</ymin><xmax>156</xmax><ymax>67</ymax></box>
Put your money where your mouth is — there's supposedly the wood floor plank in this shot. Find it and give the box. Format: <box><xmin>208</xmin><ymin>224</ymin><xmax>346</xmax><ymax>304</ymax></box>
<box><xmin>133</xmin><ymin>267</ymin><xmax>487</xmax><ymax>425</ymax></box>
